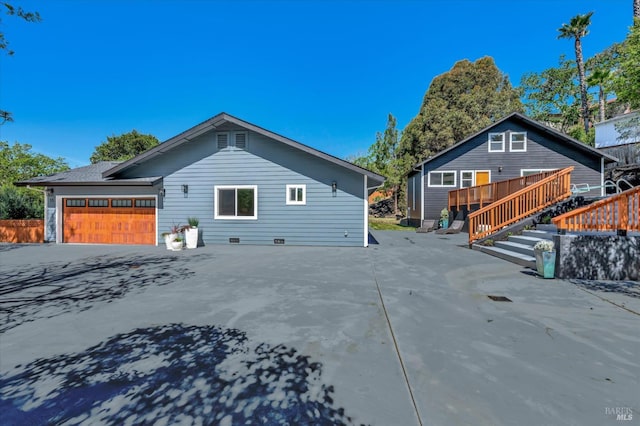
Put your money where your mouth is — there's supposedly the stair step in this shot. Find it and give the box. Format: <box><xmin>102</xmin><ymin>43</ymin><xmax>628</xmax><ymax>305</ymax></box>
<box><xmin>535</xmin><ymin>224</ymin><xmax>558</xmax><ymax>232</ymax></box>
<box><xmin>495</xmin><ymin>240</ymin><xmax>535</xmax><ymax>256</ymax></box>
<box><xmin>509</xmin><ymin>235</ymin><xmax>546</xmax><ymax>246</ymax></box>
<box><xmin>523</xmin><ymin>229</ymin><xmax>554</xmax><ymax>240</ymax></box>
<box><xmin>474</xmin><ymin>245</ymin><xmax>536</xmax><ymax>269</ymax></box>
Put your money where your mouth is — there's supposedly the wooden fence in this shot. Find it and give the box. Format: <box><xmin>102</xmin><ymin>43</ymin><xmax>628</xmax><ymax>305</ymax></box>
<box><xmin>552</xmin><ymin>186</ymin><xmax>640</xmax><ymax>233</ymax></box>
<box><xmin>468</xmin><ymin>167</ymin><xmax>574</xmax><ymax>245</ymax></box>
<box><xmin>449</xmin><ymin>170</ymin><xmax>561</xmax><ymax>212</ymax></box>
<box><xmin>0</xmin><ymin>219</ymin><xmax>44</xmax><ymax>243</ymax></box>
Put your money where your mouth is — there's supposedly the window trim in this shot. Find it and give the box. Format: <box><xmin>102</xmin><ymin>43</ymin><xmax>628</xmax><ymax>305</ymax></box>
<box><xmin>285</xmin><ymin>184</ymin><xmax>306</xmax><ymax>205</ymax></box>
<box><xmin>488</xmin><ymin>132</ymin><xmax>505</xmax><ymax>152</ymax></box>
<box><xmin>427</xmin><ymin>170</ymin><xmax>457</xmax><ymax>188</ymax></box>
<box><xmin>509</xmin><ymin>132</ymin><xmax>527</xmax><ymax>152</ymax></box>
<box><xmin>460</xmin><ymin>170</ymin><xmax>474</xmax><ymax>188</ymax></box>
<box><xmin>214</xmin><ymin>185</ymin><xmax>258</xmax><ymax>220</ymax></box>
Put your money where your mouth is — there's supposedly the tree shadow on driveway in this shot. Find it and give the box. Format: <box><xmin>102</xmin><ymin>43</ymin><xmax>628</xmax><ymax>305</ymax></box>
<box><xmin>0</xmin><ymin>253</ymin><xmax>212</xmax><ymax>333</ymax></box>
<box><xmin>0</xmin><ymin>324</ymin><xmax>362</xmax><ymax>425</ymax></box>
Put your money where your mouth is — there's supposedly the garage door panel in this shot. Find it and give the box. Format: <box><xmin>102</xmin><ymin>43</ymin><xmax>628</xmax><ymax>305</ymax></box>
<box><xmin>63</xmin><ymin>198</ymin><xmax>156</xmax><ymax>245</ymax></box>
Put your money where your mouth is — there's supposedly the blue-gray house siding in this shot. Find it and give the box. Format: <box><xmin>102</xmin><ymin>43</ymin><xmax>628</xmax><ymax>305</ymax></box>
<box><xmin>409</xmin><ymin>113</ymin><xmax>617</xmax><ymax>223</ymax></box>
<box><xmin>19</xmin><ymin>113</ymin><xmax>383</xmax><ymax>247</ymax></box>
<box><xmin>152</xmin><ymin>129</ymin><xmax>367</xmax><ymax>246</ymax></box>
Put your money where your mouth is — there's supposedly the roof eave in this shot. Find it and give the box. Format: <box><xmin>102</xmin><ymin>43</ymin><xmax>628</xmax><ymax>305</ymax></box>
<box><xmin>103</xmin><ymin>112</ymin><xmax>386</xmax><ymax>184</ymax></box>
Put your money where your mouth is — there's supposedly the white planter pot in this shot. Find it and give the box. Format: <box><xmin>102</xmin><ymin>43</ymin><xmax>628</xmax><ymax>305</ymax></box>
<box><xmin>164</xmin><ymin>233</ymin><xmax>177</xmax><ymax>250</ymax></box>
<box><xmin>185</xmin><ymin>227</ymin><xmax>198</xmax><ymax>249</ymax></box>
<box><xmin>170</xmin><ymin>240</ymin><xmax>184</xmax><ymax>251</ymax></box>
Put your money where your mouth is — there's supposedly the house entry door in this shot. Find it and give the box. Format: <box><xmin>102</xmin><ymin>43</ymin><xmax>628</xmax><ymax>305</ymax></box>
<box><xmin>475</xmin><ymin>171</ymin><xmax>490</xmax><ymax>185</ymax></box>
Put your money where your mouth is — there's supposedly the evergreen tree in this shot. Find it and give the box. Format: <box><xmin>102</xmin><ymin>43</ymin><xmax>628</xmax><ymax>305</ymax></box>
<box><xmin>399</xmin><ymin>57</ymin><xmax>521</xmax><ymax>168</ymax></box>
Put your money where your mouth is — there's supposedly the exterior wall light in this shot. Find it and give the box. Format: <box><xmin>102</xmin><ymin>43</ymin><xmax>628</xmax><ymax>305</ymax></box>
<box><xmin>331</xmin><ymin>181</ymin><xmax>337</xmax><ymax>196</ymax></box>
<box><xmin>159</xmin><ymin>188</ymin><xmax>166</xmax><ymax>197</ymax></box>
<box><xmin>182</xmin><ymin>184</ymin><xmax>189</xmax><ymax>194</ymax></box>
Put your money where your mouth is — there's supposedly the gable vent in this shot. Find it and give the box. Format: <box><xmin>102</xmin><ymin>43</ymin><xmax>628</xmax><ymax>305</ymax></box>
<box><xmin>217</xmin><ymin>133</ymin><xmax>229</xmax><ymax>150</ymax></box>
<box><xmin>235</xmin><ymin>133</ymin><xmax>247</xmax><ymax>149</ymax></box>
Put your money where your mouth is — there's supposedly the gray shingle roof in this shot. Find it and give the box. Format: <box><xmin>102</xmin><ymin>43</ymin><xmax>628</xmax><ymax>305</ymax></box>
<box><xmin>15</xmin><ymin>161</ymin><xmax>161</xmax><ymax>186</ymax></box>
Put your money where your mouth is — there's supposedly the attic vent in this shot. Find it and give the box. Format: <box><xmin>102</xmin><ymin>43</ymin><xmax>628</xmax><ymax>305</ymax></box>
<box><xmin>235</xmin><ymin>132</ymin><xmax>247</xmax><ymax>149</ymax></box>
<box><xmin>217</xmin><ymin>133</ymin><xmax>229</xmax><ymax>150</ymax></box>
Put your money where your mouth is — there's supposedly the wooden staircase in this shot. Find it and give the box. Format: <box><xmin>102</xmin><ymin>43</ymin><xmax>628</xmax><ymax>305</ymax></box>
<box><xmin>466</xmin><ymin>167</ymin><xmax>574</xmax><ymax>245</ymax></box>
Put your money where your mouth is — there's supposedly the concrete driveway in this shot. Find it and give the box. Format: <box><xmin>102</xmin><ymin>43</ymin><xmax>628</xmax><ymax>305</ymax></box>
<box><xmin>1</xmin><ymin>232</ymin><xmax>638</xmax><ymax>425</ymax></box>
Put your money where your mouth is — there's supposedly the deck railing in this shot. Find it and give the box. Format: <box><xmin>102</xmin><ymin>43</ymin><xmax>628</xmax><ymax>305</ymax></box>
<box><xmin>449</xmin><ymin>169</ymin><xmax>561</xmax><ymax>212</ymax></box>
<box><xmin>552</xmin><ymin>185</ymin><xmax>640</xmax><ymax>233</ymax></box>
<box><xmin>468</xmin><ymin>167</ymin><xmax>574</xmax><ymax>245</ymax></box>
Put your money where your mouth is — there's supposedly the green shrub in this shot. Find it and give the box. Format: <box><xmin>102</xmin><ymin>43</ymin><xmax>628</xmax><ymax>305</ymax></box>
<box><xmin>0</xmin><ymin>185</ymin><xmax>43</xmax><ymax>219</ymax></box>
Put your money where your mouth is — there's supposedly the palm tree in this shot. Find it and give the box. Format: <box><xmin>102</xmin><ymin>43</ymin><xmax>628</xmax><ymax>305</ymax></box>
<box><xmin>558</xmin><ymin>12</ymin><xmax>594</xmax><ymax>135</ymax></box>
<box><xmin>587</xmin><ymin>69</ymin><xmax>611</xmax><ymax>123</ymax></box>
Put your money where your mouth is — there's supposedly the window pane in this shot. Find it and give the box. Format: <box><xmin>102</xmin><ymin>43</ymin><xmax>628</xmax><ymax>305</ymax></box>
<box><xmin>135</xmin><ymin>199</ymin><xmax>155</xmax><ymax>208</ymax></box>
<box><xmin>442</xmin><ymin>173</ymin><xmax>455</xmax><ymax>186</ymax></box>
<box><xmin>237</xmin><ymin>189</ymin><xmax>254</xmax><ymax>216</ymax></box>
<box><xmin>289</xmin><ymin>188</ymin><xmax>297</xmax><ymax>202</ymax></box>
<box><xmin>218</xmin><ymin>189</ymin><xmax>236</xmax><ymax>216</ymax></box>
<box><xmin>431</xmin><ymin>173</ymin><xmax>442</xmax><ymax>185</ymax></box>
<box><xmin>88</xmin><ymin>199</ymin><xmax>108</xmax><ymax>207</ymax></box>
<box><xmin>296</xmin><ymin>188</ymin><xmax>303</xmax><ymax>201</ymax></box>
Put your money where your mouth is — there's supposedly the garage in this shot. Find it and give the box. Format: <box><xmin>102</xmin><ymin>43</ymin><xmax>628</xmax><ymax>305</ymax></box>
<box><xmin>63</xmin><ymin>197</ymin><xmax>156</xmax><ymax>245</ymax></box>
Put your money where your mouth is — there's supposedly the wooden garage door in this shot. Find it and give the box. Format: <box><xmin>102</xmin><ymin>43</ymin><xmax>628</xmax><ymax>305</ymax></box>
<box><xmin>63</xmin><ymin>198</ymin><xmax>156</xmax><ymax>244</ymax></box>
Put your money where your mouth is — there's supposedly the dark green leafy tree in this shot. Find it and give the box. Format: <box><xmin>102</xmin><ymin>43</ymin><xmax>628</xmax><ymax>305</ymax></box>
<box><xmin>0</xmin><ymin>184</ymin><xmax>42</xmax><ymax>219</ymax></box>
<box><xmin>399</xmin><ymin>56</ymin><xmax>521</xmax><ymax>164</ymax></box>
<box><xmin>90</xmin><ymin>130</ymin><xmax>159</xmax><ymax>163</ymax></box>
<box><xmin>0</xmin><ymin>141</ymin><xmax>69</xmax><ymax>185</ymax></box>
<box><xmin>615</xmin><ymin>18</ymin><xmax>640</xmax><ymax>109</ymax></box>
<box><xmin>0</xmin><ymin>141</ymin><xmax>68</xmax><ymax>219</ymax></box>
<box><xmin>558</xmin><ymin>11</ymin><xmax>594</xmax><ymax>135</ymax></box>
<box><xmin>397</xmin><ymin>57</ymin><xmax>521</xmax><ymax>212</ymax></box>
<box><xmin>1</xmin><ymin>2</ymin><xmax>41</xmax><ymax>124</ymax></box>
<box><xmin>520</xmin><ymin>56</ymin><xmax>581</xmax><ymax>132</ymax></box>
<box><xmin>367</xmin><ymin>114</ymin><xmax>401</xmax><ymax>212</ymax></box>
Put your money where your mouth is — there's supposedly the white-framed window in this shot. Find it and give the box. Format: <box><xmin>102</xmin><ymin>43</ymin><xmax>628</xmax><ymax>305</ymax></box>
<box><xmin>214</xmin><ymin>185</ymin><xmax>258</xmax><ymax>220</ymax></box>
<box><xmin>460</xmin><ymin>171</ymin><xmax>474</xmax><ymax>188</ymax></box>
<box><xmin>428</xmin><ymin>171</ymin><xmax>456</xmax><ymax>187</ymax></box>
<box><xmin>510</xmin><ymin>132</ymin><xmax>527</xmax><ymax>152</ymax></box>
<box><xmin>286</xmin><ymin>184</ymin><xmax>306</xmax><ymax>205</ymax></box>
<box><xmin>520</xmin><ymin>169</ymin><xmax>555</xmax><ymax>177</ymax></box>
<box><xmin>488</xmin><ymin>133</ymin><xmax>505</xmax><ymax>152</ymax></box>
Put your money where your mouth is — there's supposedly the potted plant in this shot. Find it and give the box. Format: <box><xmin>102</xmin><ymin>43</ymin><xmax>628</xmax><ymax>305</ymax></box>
<box><xmin>163</xmin><ymin>223</ymin><xmax>185</xmax><ymax>250</ymax></box>
<box><xmin>440</xmin><ymin>208</ymin><xmax>449</xmax><ymax>229</ymax></box>
<box><xmin>170</xmin><ymin>236</ymin><xmax>184</xmax><ymax>251</ymax></box>
<box><xmin>161</xmin><ymin>232</ymin><xmax>173</xmax><ymax>250</ymax></box>
<box><xmin>533</xmin><ymin>240</ymin><xmax>555</xmax><ymax>278</ymax></box>
<box><xmin>185</xmin><ymin>217</ymin><xmax>199</xmax><ymax>249</ymax></box>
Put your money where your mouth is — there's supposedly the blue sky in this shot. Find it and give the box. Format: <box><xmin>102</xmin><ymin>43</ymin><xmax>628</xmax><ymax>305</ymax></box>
<box><xmin>0</xmin><ymin>0</ymin><xmax>633</xmax><ymax>168</ymax></box>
